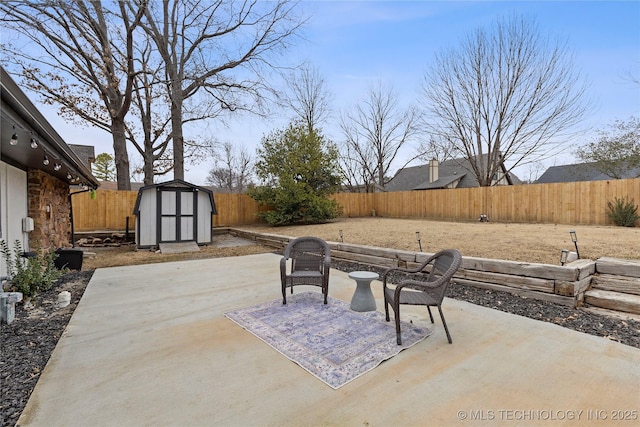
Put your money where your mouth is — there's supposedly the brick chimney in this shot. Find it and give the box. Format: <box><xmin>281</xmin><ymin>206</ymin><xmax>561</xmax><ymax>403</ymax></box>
<box><xmin>429</xmin><ymin>158</ymin><xmax>439</xmax><ymax>183</ymax></box>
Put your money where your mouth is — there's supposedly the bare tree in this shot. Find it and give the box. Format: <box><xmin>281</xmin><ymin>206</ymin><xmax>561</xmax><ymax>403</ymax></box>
<box><xmin>206</xmin><ymin>141</ymin><xmax>253</xmax><ymax>193</ymax></box>
<box><xmin>576</xmin><ymin>116</ymin><xmax>640</xmax><ymax>179</ymax></box>
<box><xmin>125</xmin><ymin>34</ymin><xmax>217</xmax><ymax>184</ymax></box>
<box><xmin>0</xmin><ymin>0</ymin><xmax>148</xmax><ymax>190</ymax></box>
<box><xmin>338</xmin><ymin>141</ymin><xmax>375</xmax><ymax>193</ymax></box>
<box><xmin>416</xmin><ymin>134</ymin><xmax>456</xmax><ymax>164</ymax></box>
<box><xmin>339</xmin><ymin>82</ymin><xmax>420</xmax><ymax>190</ymax></box>
<box><xmin>421</xmin><ymin>14</ymin><xmax>590</xmax><ymax>186</ymax></box>
<box><xmin>137</xmin><ymin>0</ymin><xmax>305</xmax><ymax>181</ymax></box>
<box><xmin>127</xmin><ymin>39</ymin><xmax>172</xmax><ymax>185</ymax></box>
<box><xmin>285</xmin><ymin>64</ymin><xmax>331</xmax><ymax>133</ymax></box>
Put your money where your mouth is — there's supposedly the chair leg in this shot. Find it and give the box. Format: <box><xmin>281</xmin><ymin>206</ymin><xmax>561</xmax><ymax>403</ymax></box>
<box><xmin>282</xmin><ymin>282</ymin><xmax>287</xmax><ymax>305</ymax></box>
<box><xmin>323</xmin><ymin>287</ymin><xmax>328</xmax><ymax>304</ymax></box>
<box><xmin>437</xmin><ymin>305</ymin><xmax>452</xmax><ymax>344</ymax></box>
<box><xmin>384</xmin><ymin>299</ymin><xmax>390</xmax><ymax>321</ymax></box>
<box><xmin>395</xmin><ymin>304</ymin><xmax>402</xmax><ymax>345</ymax></box>
<box><xmin>427</xmin><ymin>306</ymin><xmax>435</xmax><ymax>323</ymax></box>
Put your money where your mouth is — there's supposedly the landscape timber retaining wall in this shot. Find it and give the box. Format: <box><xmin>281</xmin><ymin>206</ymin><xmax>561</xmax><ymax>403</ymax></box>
<box><xmin>585</xmin><ymin>257</ymin><xmax>640</xmax><ymax>316</ymax></box>
<box><xmin>227</xmin><ymin>228</ymin><xmax>598</xmax><ymax>308</ymax></box>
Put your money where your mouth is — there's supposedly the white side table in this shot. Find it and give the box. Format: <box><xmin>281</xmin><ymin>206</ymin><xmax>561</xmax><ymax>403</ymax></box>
<box><xmin>348</xmin><ymin>271</ymin><xmax>379</xmax><ymax>312</ymax></box>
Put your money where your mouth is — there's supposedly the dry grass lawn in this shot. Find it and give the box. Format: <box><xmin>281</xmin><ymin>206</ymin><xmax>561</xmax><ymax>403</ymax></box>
<box><xmin>245</xmin><ymin>218</ymin><xmax>640</xmax><ymax>264</ymax></box>
<box><xmin>82</xmin><ymin>218</ymin><xmax>640</xmax><ymax>270</ymax></box>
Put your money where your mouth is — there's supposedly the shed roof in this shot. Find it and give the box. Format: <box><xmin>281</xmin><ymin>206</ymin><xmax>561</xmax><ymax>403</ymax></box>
<box><xmin>133</xmin><ymin>179</ymin><xmax>217</xmax><ymax>216</ymax></box>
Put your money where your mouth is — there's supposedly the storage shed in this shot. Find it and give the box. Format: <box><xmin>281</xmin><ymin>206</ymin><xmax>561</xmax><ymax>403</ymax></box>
<box><xmin>133</xmin><ymin>180</ymin><xmax>217</xmax><ymax>249</ymax></box>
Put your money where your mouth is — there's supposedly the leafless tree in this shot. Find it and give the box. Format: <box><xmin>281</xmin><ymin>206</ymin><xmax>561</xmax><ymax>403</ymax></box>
<box><xmin>127</xmin><ymin>39</ymin><xmax>172</xmax><ymax>185</ymax></box>
<box><xmin>421</xmin><ymin>14</ymin><xmax>590</xmax><ymax>186</ymax></box>
<box><xmin>416</xmin><ymin>134</ymin><xmax>456</xmax><ymax>164</ymax></box>
<box><xmin>125</xmin><ymin>33</ymin><xmax>217</xmax><ymax>185</ymax></box>
<box><xmin>206</xmin><ymin>142</ymin><xmax>253</xmax><ymax>193</ymax></box>
<box><xmin>136</xmin><ymin>0</ymin><xmax>305</xmax><ymax>181</ymax></box>
<box><xmin>338</xmin><ymin>142</ymin><xmax>375</xmax><ymax>193</ymax></box>
<box><xmin>620</xmin><ymin>59</ymin><xmax>640</xmax><ymax>86</ymax></box>
<box><xmin>0</xmin><ymin>0</ymin><xmax>148</xmax><ymax>190</ymax></box>
<box><xmin>339</xmin><ymin>82</ymin><xmax>420</xmax><ymax>190</ymax></box>
<box><xmin>285</xmin><ymin>63</ymin><xmax>332</xmax><ymax>133</ymax></box>
<box><xmin>576</xmin><ymin>116</ymin><xmax>640</xmax><ymax>179</ymax></box>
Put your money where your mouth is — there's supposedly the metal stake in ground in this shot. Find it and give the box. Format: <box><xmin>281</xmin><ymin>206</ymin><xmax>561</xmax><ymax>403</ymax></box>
<box><xmin>415</xmin><ymin>231</ymin><xmax>422</xmax><ymax>252</ymax></box>
<box><xmin>569</xmin><ymin>230</ymin><xmax>580</xmax><ymax>259</ymax></box>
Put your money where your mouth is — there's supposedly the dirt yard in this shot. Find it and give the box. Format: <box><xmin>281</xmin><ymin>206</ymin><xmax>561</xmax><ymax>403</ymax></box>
<box><xmin>82</xmin><ymin>218</ymin><xmax>640</xmax><ymax>270</ymax></box>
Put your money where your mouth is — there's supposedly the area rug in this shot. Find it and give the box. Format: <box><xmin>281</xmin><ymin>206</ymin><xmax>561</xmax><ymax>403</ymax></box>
<box><xmin>225</xmin><ymin>292</ymin><xmax>432</xmax><ymax>389</ymax></box>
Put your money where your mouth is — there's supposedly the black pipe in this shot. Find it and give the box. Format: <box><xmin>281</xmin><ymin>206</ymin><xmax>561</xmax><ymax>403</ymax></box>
<box><xmin>68</xmin><ymin>188</ymin><xmax>93</xmax><ymax>248</ymax></box>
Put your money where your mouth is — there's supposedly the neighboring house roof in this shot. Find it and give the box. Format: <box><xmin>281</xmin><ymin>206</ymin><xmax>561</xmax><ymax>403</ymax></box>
<box><xmin>413</xmin><ymin>173</ymin><xmax>466</xmax><ymax>190</ymax></box>
<box><xmin>536</xmin><ymin>162</ymin><xmax>640</xmax><ymax>183</ymax></box>
<box><xmin>386</xmin><ymin>155</ymin><xmax>521</xmax><ymax>192</ymax></box>
<box><xmin>69</xmin><ymin>144</ymin><xmax>95</xmax><ymax>171</ymax></box>
<box><xmin>1</xmin><ymin>67</ymin><xmax>98</xmax><ymax>188</ymax></box>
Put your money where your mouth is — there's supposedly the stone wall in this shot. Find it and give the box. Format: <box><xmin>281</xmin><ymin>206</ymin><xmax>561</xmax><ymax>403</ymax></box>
<box><xmin>27</xmin><ymin>170</ymin><xmax>71</xmax><ymax>250</ymax></box>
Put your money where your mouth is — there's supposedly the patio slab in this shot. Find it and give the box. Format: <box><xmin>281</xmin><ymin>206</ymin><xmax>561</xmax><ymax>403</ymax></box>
<box><xmin>18</xmin><ymin>253</ymin><xmax>640</xmax><ymax>426</ymax></box>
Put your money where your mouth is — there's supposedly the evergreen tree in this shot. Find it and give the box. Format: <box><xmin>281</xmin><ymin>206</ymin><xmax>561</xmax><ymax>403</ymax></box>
<box><xmin>249</xmin><ymin>123</ymin><xmax>342</xmax><ymax>225</ymax></box>
<box><xmin>92</xmin><ymin>153</ymin><xmax>116</xmax><ymax>181</ymax></box>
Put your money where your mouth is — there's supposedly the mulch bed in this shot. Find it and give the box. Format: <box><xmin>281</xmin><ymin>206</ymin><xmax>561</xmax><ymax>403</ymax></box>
<box><xmin>2</xmin><ymin>264</ymin><xmax>639</xmax><ymax>426</ymax></box>
<box><xmin>1</xmin><ymin>271</ymin><xmax>92</xmax><ymax>427</ymax></box>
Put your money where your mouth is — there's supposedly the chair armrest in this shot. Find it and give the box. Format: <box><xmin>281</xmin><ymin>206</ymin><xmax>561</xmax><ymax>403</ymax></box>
<box><xmin>382</xmin><ymin>254</ymin><xmax>437</xmax><ymax>287</ymax></box>
<box><xmin>280</xmin><ymin>257</ymin><xmax>288</xmax><ymax>282</ymax></box>
<box><xmin>382</xmin><ymin>254</ymin><xmax>436</xmax><ymax>282</ymax></box>
<box><xmin>398</xmin><ymin>278</ymin><xmax>446</xmax><ymax>290</ymax></box>
<box><xmin>323</xmin><ymin>252</ymin><xmax>331</xmax><ymax>267</ymax></box>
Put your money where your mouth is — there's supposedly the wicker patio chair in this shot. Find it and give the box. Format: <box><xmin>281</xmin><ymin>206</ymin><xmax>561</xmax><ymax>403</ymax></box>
<box><xmin>280</xmin><ymin>236</ymin><xmax>331</xmax><ymax>304</ymax></box>
<box><xmin>383</xmin><ymin>249</ymin><xmax>462</xmax><ymax>344</ymax></box>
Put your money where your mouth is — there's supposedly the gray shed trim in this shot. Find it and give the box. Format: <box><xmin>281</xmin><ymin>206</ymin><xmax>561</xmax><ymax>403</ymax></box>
<box><xmin>133</xmin><ymin>179</ymin><xmax>217</xmax><ymax>248</ymax></box>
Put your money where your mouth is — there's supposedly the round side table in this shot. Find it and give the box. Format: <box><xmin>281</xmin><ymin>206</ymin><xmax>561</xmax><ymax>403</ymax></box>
<box><xmin>348</xmin><ymin>271</ymin><xmax>379</xmax><ymax>312</ymax></box>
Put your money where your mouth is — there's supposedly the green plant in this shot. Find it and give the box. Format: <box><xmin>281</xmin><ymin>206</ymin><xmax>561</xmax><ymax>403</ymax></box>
<box><xmin>249</xmin><ymin>122</ymin><xmax>343</xmax><ymax>226</ymax></box>
<box><xmin>606</xmin><ymin>197</ymin><xmax>640</xmax><ymax>227</ymax></box>
<box><xmin>0</xmin><ymin>239</ymin><xmax>66</xmax><ymax>297</ymax></box>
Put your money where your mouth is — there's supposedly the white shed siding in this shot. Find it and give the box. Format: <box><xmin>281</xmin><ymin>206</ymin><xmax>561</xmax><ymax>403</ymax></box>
<box><xmin>0</xmin><ymin>161</ymin><xmax>29</xmax><ymax>277</ymax></box>
<box><xmin>197</xmin><ymin>191</ymin><xmax>212</xmax><ymax>243</ymax></box>
<box><xmin>134</xmin><ymin>180</ymin><xmax>215</xmax><ymax>248</ymax></box>
<box><xmin>181</xmin><ymin>192</ymin><xmax>193</xmax><ymax>215</ymax></box>
<box><xmin>137</xmin><ymin>189</ymin><xmax>157</xmax><ymax>247</ymax></box>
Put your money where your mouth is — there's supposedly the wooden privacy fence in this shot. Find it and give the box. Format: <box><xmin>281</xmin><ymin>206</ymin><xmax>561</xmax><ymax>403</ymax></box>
<box><xmin>332</xmin><ymin>178</ymin><xmax>640</xmax><ymax>225</ymax></box>
<box><xmin>70</xmin><ymin>190</ymin><xmax>265</xmax><ymax>231</ymax></box>
<box><xmin>71</xmin><ymin>178</ymin><xmax>640</xmax><ymax>231</ymax></box>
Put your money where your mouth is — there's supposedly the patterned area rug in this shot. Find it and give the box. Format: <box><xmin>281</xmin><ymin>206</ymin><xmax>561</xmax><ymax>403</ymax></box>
<box><xmin>225</xmin><ymin>292</ymin><xmax>432</xmax><ymax>389</ymax></box>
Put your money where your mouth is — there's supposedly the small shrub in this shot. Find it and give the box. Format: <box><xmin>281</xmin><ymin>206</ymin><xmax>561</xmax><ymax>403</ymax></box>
<box><xmin>0</xmin><ymin>240</ymin><xmax>66</xmax><ymax>297</ymax></box>
<box><xmin>606</xmin><ymin>197</ymin><xmax>640</xmax><ymax>227</ymax></box>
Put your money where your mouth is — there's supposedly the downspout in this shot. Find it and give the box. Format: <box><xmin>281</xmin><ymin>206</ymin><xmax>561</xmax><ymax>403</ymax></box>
<box><xmin>68</xmin><ymin>188</ymin><xmax>94</xmax><ymax>248</ymax></box>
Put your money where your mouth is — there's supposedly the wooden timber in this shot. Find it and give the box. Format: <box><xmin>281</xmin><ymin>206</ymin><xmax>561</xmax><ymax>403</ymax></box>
<box><xmin>592</xmin><ymin>275</ymin><xmax>640</xmax><ymax>296</ymax></box>
<box><xmin>584</xmin><ymin>289</ymin><xmax>640</xmax><ymax>315</ymax></box>
<box><xmin>596</xmin><ymin>257</ymin><xmax>640</xmax><ymax>277</ymax></box>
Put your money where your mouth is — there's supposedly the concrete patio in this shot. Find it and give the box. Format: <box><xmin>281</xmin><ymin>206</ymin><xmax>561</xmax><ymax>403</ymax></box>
<box><xmin>18</xmin><ymin>253</ymin><xmax>640</xmax><ymax>426</ymax></box>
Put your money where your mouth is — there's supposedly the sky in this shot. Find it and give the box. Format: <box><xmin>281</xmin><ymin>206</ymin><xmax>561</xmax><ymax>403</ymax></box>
<box><xmin>13</xmin><ymin>1</ymin><xmax>640</xmax><ymax>185</ymax></box>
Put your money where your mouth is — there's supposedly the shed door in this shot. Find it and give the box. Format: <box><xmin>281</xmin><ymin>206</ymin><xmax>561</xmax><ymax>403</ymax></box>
<box><xmin>158</xmin><ymin>188</ymin><xmax>197</xmax><ymax>243</ymax></box>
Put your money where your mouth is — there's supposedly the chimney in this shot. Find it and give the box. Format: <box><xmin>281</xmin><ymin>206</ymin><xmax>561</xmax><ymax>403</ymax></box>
<box><xmin>429</xmin><ymin>158</ymin><xmax>439</xmax><ymax>183</ymax></box>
